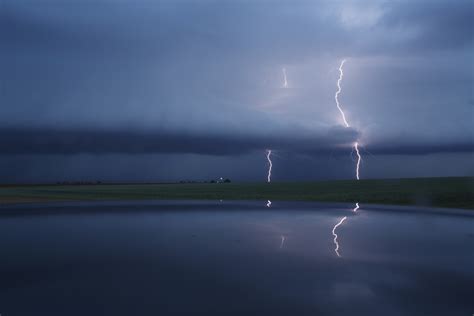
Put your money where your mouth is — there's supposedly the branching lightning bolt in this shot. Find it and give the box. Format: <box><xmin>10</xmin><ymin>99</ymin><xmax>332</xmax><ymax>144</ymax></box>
<box><xmin>332</xmin><ymin>216</ymin><xmax>347</xmax><ymax>257</ymax></box>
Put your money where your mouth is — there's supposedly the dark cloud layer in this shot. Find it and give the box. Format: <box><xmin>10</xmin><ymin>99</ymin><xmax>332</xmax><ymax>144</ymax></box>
<box><xmin>0</xmin><ymin>127</ymin><xmax>358</xmax><ymax>156</ymax></box>
<box><xmin>0</xmin><ymin>127</ymin><xmax>471</xmax><ymax>157</ymax></box>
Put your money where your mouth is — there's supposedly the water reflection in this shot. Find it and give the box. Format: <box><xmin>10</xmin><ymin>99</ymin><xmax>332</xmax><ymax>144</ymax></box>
<box><xmin>353</xmin><ymin>202</ymin><xmax>360</xmax><ymax>213</ymax></box>
<box><xmin>1</xmin><ymin>201</ymin><xmax>472</xmax><ymax>316</ymax></box>
<box><xmin>279</xmin><ymin>235</ymin><xmax>286</xmax><ymax>249</ymax></box>
<box><xmin>332</xmin><ymin>216</ymin><xmax>347</xmax><ymax>257</ymax></box>
<box><xmin>332</xmin><ymin>202</ymin><xmax>361</xmax><ymax>257</ymax></box>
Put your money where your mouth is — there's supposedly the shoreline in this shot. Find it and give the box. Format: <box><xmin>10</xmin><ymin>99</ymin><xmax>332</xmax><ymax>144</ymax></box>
<box><xmin>1</xmin><ymin>177</ymin><xmax>473</xmax><ymax>210</ymax></box>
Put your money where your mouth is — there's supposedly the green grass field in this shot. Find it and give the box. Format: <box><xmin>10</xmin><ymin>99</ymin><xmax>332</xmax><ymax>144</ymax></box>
<box><xmin>1</xmin><ymin>177</ymin><xmax>473</xmax><ymax>209</ymax></box>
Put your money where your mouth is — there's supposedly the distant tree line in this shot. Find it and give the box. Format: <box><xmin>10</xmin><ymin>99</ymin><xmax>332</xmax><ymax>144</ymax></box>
<box><xmin>56</xmin><ymin>181</ymin><xmax>102</xmax><ymax>185</ymax></box>
<box><xmin>55</xmin><ymin>179</ymin><xmax>232</xmax><ymax>185</ymax></box>
<box><xmin>179</xmin><ymin>178</ymin><xmax>231</xmax><ymax>184</ymax></box>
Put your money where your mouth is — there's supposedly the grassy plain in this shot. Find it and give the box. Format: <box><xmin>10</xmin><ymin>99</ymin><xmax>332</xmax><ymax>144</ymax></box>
<box><xmin>0</xmin><ymin>177</ymin><xmax>473</xmax><ymax>209</ymax></box>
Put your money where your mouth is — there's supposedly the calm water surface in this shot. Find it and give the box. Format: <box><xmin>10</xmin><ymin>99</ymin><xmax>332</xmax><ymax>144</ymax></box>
<box><xmin>0</xmin><ymin>201</ymin><xmax>473</xmax><ymax>316</ymax></box>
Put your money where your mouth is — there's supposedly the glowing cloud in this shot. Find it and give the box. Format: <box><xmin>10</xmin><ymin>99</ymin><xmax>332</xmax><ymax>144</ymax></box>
<box><xmin>282</xmin><ymin>67</ymin><xmax>288</xmax><ymax>89</ymax></box>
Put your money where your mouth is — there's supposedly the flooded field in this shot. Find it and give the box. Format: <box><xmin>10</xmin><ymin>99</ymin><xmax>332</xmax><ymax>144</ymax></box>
<box><xmin>0</xmin><ymin>201</ymin><xmax>472</xmax><ymax>315</ymax></box>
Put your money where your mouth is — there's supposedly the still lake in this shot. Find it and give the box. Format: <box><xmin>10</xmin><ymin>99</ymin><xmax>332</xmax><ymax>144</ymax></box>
<box><xmin>1</xmin><ymin>200</ymin><xmax>473</xmax><ymax>315</ymax></box>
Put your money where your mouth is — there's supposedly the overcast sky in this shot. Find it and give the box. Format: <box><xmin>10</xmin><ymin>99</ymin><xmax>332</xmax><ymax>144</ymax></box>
<box><xmin>1</xmin><ymin>0</ymin><xmax>473</xmax><ymax>183</ymax></box>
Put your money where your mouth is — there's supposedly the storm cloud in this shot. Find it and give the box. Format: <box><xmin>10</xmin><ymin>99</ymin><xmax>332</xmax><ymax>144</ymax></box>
<box><xmin>0</xmin><ymin>0</ymin><xmax>473</xmax><ymax>182</ymax></box>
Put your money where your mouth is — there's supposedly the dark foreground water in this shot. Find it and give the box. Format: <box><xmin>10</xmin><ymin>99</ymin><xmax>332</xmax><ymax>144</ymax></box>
<box><xmin>0</xmin><ymin>201</ymin><xmax>473</xmax><ymax>316</ymax></box>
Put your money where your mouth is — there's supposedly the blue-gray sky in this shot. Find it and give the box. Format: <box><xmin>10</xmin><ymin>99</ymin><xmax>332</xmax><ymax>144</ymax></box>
<box><xmin>1</xmin><ymin>0</ymin><xmax>473</xmax><ymax>183</ymax></box>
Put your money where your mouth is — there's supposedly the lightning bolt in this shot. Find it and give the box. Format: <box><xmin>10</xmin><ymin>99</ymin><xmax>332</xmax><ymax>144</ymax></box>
<box><xmin>335</xmin><ymin>59</ymin><xmax>350</xmax><ymax>128</ymax></box>
<box><xmin>352</xmin><ymin>202</ymin><xmax>360</xmax><ymax>213</ymax></box>
<box><xmin>265</xmin><ymin>150</ymin><xmax>273</xmax><ymax>207</ymax></box>
<box><xmin>332</xmin><ymin>216</ymin><xmax>347</xmax><ymax>257</ymax></box>
<box><xmin>263</xmin><ymin>67</ymin><xmax>287</xmax><ymax>206</ymax></box>
<box><xmin>354</xmin><ymin>142</ymin><xmax>361</xmax><ymax>180</ymax></box>
<box><xmin>334</xmin><ymin>59</ymin><xmax>362</xmax><ymax>180</ymax></box>
<box><xmin>266</xmin><ymin>149</ymin><xmax>273</xmax><ymax>183</ymax></box>
<box><xmin>282</xmin><ymin>67</ymin><xmax>288</xmax><ymax>88</ymax></box>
